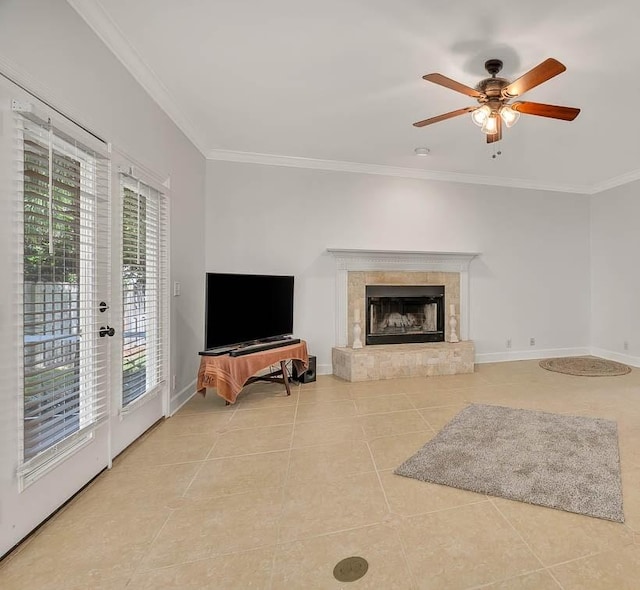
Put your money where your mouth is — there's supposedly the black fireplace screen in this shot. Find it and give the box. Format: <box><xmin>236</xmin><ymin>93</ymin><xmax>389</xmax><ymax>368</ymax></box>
<box><xmin>366</xmin><ymin>285</ymin><xmax>445</xmax><ymax>345</ymax></box>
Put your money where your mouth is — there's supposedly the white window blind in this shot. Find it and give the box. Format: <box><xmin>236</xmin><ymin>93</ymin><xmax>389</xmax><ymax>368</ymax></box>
<box><xmin>17</xmin><ymin>111</ymin><xmax>110</xmax><ymax>480</ymax></box>
<box><xmin>120</xmin><ymin>172</ymin><xmax>168</xmax><ymax>408</ymax></box>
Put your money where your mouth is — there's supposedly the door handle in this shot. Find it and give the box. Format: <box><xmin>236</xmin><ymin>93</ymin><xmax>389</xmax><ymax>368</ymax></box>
<box><xmin>99</xmin><ymin>326</ymin><xmax>116</xmax><ymax>338</ymax></box>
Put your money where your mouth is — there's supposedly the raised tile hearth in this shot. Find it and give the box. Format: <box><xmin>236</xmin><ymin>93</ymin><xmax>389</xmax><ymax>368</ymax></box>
<box><xmin>332</xmin><ymin>341</ymin><xmax>475</xmax><ymax>382</ymax></box>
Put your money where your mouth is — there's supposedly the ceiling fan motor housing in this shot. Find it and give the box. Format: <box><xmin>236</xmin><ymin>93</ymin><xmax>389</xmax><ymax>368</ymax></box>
<box><xmin>484</xmin><ymin>59</ymin><xmax>503</xmax><ymax>76</ymax></box>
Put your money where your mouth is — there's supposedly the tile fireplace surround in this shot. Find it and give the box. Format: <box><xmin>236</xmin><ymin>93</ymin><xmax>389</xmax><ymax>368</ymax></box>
<box><xmin>327</xmin><ymin>249</ymin><xmax>478</xmax><ymax>382</ymax></box>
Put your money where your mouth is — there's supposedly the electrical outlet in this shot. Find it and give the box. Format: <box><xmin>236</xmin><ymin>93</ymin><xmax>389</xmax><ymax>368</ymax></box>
<box><xmin>172</xmin><ymin>375</ymin><xmax>177</xmax><ymax>391</ymax></box>
<box><xmin>529</xmin><ymin>337</ymin><xmax>536</xmax><ymax>346</ymax></box>
<box><xmin>624</xmin><ymin>341</ymin><xmax>629</xmax><ymax>351</ymax></box>
<box><xmin>506</xmin><ymin>338</ymin><xmax>512</xmax><ymax>349</ymax></box>
<box><xmin>173</xmin><ymin>281</ymin><xmax>181</xmax><ymax>297</ymax></box>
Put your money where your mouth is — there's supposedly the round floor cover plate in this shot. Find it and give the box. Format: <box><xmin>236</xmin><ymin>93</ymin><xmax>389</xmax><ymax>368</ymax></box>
<box><xmin>333</xmin><ymin>556</ymin><xmax>369</xmax><ymax>582</ymax></box>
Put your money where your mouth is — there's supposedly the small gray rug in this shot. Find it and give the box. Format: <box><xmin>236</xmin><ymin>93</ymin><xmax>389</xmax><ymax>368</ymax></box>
<box><xmin>395</xmin><ymin>404</ymin><xmax>624</xmax><ymax>522</ymax></box>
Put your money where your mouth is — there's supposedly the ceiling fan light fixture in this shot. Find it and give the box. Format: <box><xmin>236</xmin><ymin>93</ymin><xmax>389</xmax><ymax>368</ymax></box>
<box><xmin>499</xmin><ymin>105</ymin><xmax>520</xmax><ymax>128</ymax></box>
<box><xmin>481</xmin><ymin>114</ymin><xmax>499</xmax><ymax>135</ymax></box>
<box><xmin>414</xmin><ymin>57</ymin><xmax>578</xmax><ymax>143</ymax></box>
<box><xmin>471</xmin><ymin>105</ymin><xmax>491</xmax><ymax>126</ymax></box>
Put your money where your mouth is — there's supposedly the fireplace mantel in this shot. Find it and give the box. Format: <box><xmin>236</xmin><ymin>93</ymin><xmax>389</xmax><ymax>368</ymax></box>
<box><xmin>327</xmin><ymin>249</ymin><xmax>479</xmax><ymax>347</ymax></box>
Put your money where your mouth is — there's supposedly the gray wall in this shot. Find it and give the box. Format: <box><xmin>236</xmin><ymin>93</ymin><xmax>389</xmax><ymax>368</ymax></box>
<box><xmin>590</xmin><ymin>180</ymin><xmax>640</xmax><ymax>362</ymax></box>
<box><xmin>0</xmin><ymin>0</ymin><xmax>207</xmax><ymax>406</ymax></box>
<box><xmin>206</xmin><ymin>160</ymin><xmax>592</xmax><ymax>372</ymax></box>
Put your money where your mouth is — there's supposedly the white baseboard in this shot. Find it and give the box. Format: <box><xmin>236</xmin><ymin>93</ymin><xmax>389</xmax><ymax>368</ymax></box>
<box><xmin>317</xmin><ymin>363</ymin><xmax>333</xmax><ymax>376</ymax></box>
<box><xmin>169</xmin><ymin>379</ymin><xmax>197</xmax><ymax>416</ymax></box>
<box><xmin>475</xmin><ymin>347</ymin><xmax>591</xmax><ymax>364</ymax></box>
<box><xmin>589</xmin><ymin>347</ymin><xmax>640</xmax><ymax>368</ymax></box>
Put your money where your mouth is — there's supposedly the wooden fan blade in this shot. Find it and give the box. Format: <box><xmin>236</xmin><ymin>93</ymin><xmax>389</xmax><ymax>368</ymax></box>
<box><xmin>486</xmin><ymin>116</ymin><xmax>502</xmax><ymax>143</ymax></box>
<box><xmin>502</xmin><ymin>58</ymin><xmax>566</xmax><ymax>98</ymax></box>
<box><xmin>413</xmin><ymin>106</ymin><xmax>477</xmax><ymax>127</ymax></box>
<box><xmin>423</xmin><ymin>73</ymin><xmax>483</xmax><ymax>98</ymax></box>
<box><xmin>511</xmin><ymin>101</ymin><xmax>580</xmax><ymax>121</ymax></box>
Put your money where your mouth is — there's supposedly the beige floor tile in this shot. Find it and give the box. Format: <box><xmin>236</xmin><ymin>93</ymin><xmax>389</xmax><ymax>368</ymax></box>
<box><xmin>6</xmin><ymin>362</ymin><xmax>640</xmax><ymax>588</ymax></box>
<box><xmin>177</xmin><ymin>391</ymin><xmax>232</xmax><ymax>414</ymax></box>
<box><xmin>474</xmin><ymin>362</ymin><xmax>534</xmax><ymax>381</ymax></box>
<box><xmin>235</xmin><ymin>384</ymin><xmax>299</xmax><ymax>409</ymax></box>
<box><xmin>291</xmin><ymin>416</ymin><xmax>366</xmax><ymax>448</ymax></box>
<box><xmin>117</xmin><ymin>432</ymin><xmax>217</xmax><ymax>467</ymax></box>
<box><xmin>298</xmin><ymin>375</ymin><xmax>351</xmax><ymax>390</ymax></box>
<box><xmin>279</xmin><ymin>472</ymin><xmax>388</xmax><ymax>542</ymax></box>
<box><xmin>467</xmin><ymin>382</ymin><xmax>558</xmax><ymax>402</ymax></box>
<box><xmin>368</xmin><ymin>431</ymin><xmax>432</xmax><ymax>471</ymax></box>
<box><xmin>349</xmin><ymin>384</ymin><xmax>404</xmax><ymax>399</ymax></box>
<box><xmin>272</xmin><ymin>523</ymin><xmax>413</xmax><ymax>589</ymax></box>
<box><xmin>550</xmin><ymin>544</ymin><xmax>640</xmax><ymax>590</ymax></box>
<box><xmin>0</xmin><ymin>508</ymin><xmax>169</xmax><ymax>589</ymax></box>
<box><xmin>418</xmin><ymin>404</ymin><xmax>468</xmax><ymax>430</ymax></box>
<box><xmin>414</xmin><ymin>372</ymin><xmax>488</xmax><ymax>390</ymax></box>
<box><xmin>405</xmin><ymin>389</ymin><xmax>468</xmax><ymax>409</ymax></box>
<box><xmin>209</xmin><ymin>423</ymin><xmax>293</xmax><ymax>457</ymax></box>
<box><xmin>227</xmin><ymin>405</ymin><xmax>297</xmax><ymax>429</ymax></box>
<box><xmin>483</xmin><ymin>570</ymin><xmax>561</xmax><ymax>589</ymax></box>
<box><xmin>0</xmin><ymin>568</ymin><xmax>130</xmax><ymax>590</ymax></box>
<box><xmin>359</xmin><ymin>410</ymin><xmax>430</xmax><ymax>440</ymax></box>
<box><xmin>287</xmin><ymin>440</ymin><xmax>375</xmax><ymax>485</ymax></box>
<box><xmin>619</xmin><ymin>434</ymin><xmax>640</xmax><ymax>471</ymax></box>
<box><xmin>140</xmin><ymin>489</ymin><xmax>283</xmax><ymax>569</ymax></box>
<box><xmin>51</xmin><ymin>463</ymin><xmax>200</xmax><ymax>524</ymax></box>
<box><xmin>152</xmin><ymin>411</ymin><xmax>232</xmax><ymax>438</ymax></box>
<box><xmin>129</xmin><ymin>546</ymin><xmax>274</xmax><ymax>589</ymax></box>
<box><xmin>493</xmin><ymin>497</ymin><xmax>634</xmax><ymax>566</ymax></box>
<box><xmin>379</xmin><ymin>469</ymin><xmax>487</xmax><ymax>516</ymax></box>
<box><xmin>295</xmin><ymin>399</ymin><xmax>357</xmax><ymax>423</ymax></box>
<box><xmin>349</xmin><ymin>379</ymin><xmax>413</xmax><ymax>396</ymax></box>
<box><xmin>397</xmin><ymin>502</ymin><xmax>541</xmax><ymax>590</ymax></box>
<box><xmin>185</xmin><ymin>450</ymin><xmax>289</xmax><ymax>498</ymax></box>
<box><xmin>620</xmin><ymin>466</ymin><xmax>640</xmax><ymax>531</ymax></box>
<box><xmin>354</xmin><ymin>393</ymin><xmax>415</xmax><ymax>415</ymax></box>
<box><xmin>297</xmin><ymin>386</ymin><xmax>353</xmax><ymax>403</ymax></box>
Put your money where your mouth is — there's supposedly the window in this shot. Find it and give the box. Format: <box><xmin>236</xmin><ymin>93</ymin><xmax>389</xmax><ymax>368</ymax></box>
<box><xmin>120</xmin><ymin>172</ymin><xmax>168</xmax><ymax>408</ymax></box>
<box><xmin>18</xmin><ymin>112</ymin><xmax>110</xmax><ymax>478</ymax></box>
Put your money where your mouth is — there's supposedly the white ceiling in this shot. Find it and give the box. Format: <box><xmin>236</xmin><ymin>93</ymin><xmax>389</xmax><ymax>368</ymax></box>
<box><xmin>69</xmin><ymin>0</ymin><xmax>640</xmax><ymax>193</ymax></box>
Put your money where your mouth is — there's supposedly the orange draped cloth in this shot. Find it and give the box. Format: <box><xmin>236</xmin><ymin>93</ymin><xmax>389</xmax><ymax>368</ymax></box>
<box><xmin>197</xmin><ymin>340</ymin><xmax>309</xmax><ymax>404</ymax></box>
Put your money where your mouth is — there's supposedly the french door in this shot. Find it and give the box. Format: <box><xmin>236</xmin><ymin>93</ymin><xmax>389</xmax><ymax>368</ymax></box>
<box><xmin>0</xmin><ymin>79</ymin><xmax>168</xmax><ymax>556</ymax></box>
<box><xmin>109</xmin><ymin>155</ymin><xmax>168</xmax><ymax>457</ymax></box>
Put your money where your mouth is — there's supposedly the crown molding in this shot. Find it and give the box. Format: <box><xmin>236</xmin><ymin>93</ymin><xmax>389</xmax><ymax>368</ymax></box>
<box><xmin>59</xmin><ymin>2</ymin><xmax>640</xmax><ymax>195</ymax></box>
<box><xmin>588</xmin><ymin>169</ymin><xmax>640</xmax><ymax>195</ymax></box>
<box><xmin>207</xmin><ymin>149</ymin><xmax>593</xmax><ymax>194</ymax></box>
<box><xmin>67</xmin><ymin>0</ymin><xmax>208</xmax><ymax>155</ymax></box>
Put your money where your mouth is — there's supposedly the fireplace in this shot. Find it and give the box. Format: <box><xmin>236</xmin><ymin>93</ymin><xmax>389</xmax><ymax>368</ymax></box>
<box><xmin>366</xmin><ymin>285</ymin><xmax>445</xmax><ymax>345</ymax></box>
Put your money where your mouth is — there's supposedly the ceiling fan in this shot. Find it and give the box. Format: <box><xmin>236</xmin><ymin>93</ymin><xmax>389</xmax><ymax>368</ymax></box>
<box><xmin>413</xmin><ymin>58</ymin><xmax>580</xmax><ymax>143</ymax></box>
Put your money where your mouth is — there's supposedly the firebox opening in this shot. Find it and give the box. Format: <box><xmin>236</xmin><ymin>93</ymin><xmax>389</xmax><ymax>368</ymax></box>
<box><xmin>365</xmin><ymin>285</ymin><xmax>445</xmax><ymax>345</ymax></box>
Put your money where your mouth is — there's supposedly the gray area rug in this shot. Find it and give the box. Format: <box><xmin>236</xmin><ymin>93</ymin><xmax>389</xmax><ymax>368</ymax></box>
<box><xmin>395</xmin><ymin>404</ymin><xmax>624</xmax><ymax>522</ymax></box>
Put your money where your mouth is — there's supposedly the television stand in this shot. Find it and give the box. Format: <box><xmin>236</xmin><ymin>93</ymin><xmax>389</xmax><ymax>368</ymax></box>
<box><xmin>197</xmin><ymin>340</ymin><xmax>309</xmax><ymax>404</ymax></box>
<box><xmin>241</xmin><ymin>361</ymin><xmax>293</xmax><ymax>401</ymax></box>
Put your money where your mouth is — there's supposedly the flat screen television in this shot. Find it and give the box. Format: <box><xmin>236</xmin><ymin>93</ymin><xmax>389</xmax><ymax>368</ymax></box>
<box><xmin>204</xmin><ymin>272</ymin><xmax>294</xmax><ymax>350</ymax></box>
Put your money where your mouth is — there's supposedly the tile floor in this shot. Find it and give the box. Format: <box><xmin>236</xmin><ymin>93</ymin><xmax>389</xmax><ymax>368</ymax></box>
<box><xmin>2</xmin><ymin>360</ymin><xmax>640</xmax><ymax>589</ymax></box>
